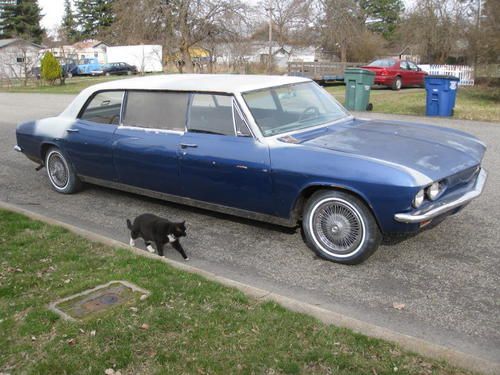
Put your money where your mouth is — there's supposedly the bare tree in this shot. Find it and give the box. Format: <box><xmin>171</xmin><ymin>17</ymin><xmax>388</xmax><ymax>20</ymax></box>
<box><xmin>398</xmin><ymin>0</ymin><xmax>471</xmax><ymax>64</ymax></box>
<box><xmin>158</xmin><ymin>0</ymin><xmax>247</xmax><ymax>73</ymax></box>
<box><xmin>257</xmin><ymin>0</ymin><xmax>313</xmax><ymax>48</ymax></box>
<box><xmin>318</xmin><ymin>0</ymin><xmax>364</xmax><ymax>62</ymax></box>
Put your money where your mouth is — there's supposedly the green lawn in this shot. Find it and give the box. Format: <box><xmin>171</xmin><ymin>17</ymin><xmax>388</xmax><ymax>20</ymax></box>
<box><xmin>0</xmin><ymin>209</ymin><xmax>474</xmax><ymax>374</ymax></box>
<box><xmin>0</xmin><ymin>76</ymin><xmax>125</xmax><ymax>95</ymax></box>
<box><xmin>325</xmin><ymin>85</ymin><xmax>500</xmax><ymax>122</ymax></box>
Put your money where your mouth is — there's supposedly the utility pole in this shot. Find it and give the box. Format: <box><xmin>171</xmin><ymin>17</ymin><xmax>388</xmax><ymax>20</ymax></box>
<box><xmin>266</xmin><ymin>0</ymin><xmax>274</xmax><ymax>74</ymax></box>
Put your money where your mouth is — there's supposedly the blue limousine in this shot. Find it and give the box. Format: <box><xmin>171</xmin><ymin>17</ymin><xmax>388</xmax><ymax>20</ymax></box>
<box><xmin>15</xmin><ymin>74</ymin><xmax>487</xmax><ymax>264</ymax></box>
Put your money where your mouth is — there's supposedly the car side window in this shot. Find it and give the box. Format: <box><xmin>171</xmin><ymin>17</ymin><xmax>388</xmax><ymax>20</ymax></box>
<box><xmin>188</xmin><ymin>94</ymin><xmax>235</xmax><ymax>136</ymax></box>
<box><xmin>408</xmin><ymin>61</ymin><xmax>418</xmax><ymax>71</ymax></box>
<box><xmin>123</xmin><ymin>91</ymin><xmax>189</xmax><ymax>131</ymax></box>
<box><xmin>400</xmin><ymin>61</ymin><xmax>410</xmax><ymax>70</ymax></box>
<box><xmin>80</xmin><ymin>91</ymin><xmax>124</xmax><ymax>125</ymax></box>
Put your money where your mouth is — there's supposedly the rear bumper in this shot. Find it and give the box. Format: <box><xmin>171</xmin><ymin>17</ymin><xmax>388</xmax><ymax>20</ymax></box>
<box><xmin>394</xmin><ymin>168</ymin><xmax>487</xmax><ymax>223</ymax></box>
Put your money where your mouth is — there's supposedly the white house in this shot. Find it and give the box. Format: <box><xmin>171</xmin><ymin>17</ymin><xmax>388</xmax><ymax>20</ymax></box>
<box><xmin>44</xmin><ymin>39</ymin><xmax>108</xmax><ymax>64</ymax></box>
<box><xmin>0</xmin><ymin>38</ymin><xmax>42</xmax><ymax>80</ymax></box>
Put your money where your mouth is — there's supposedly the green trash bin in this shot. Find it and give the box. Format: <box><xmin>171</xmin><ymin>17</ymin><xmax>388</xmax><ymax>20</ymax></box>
<box><xmin>343</xmin><ymin>68</ymin><xmax>375</xmax><ymax>111</ymax></box>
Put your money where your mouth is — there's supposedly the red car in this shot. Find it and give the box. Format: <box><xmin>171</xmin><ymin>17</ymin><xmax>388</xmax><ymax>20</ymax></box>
<box><xmin>361</xmin><ymin>58</ymin><xmax>427</xmax><ymax>90</ymax></box>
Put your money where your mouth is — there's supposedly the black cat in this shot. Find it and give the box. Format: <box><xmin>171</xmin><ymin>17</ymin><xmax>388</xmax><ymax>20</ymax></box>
<box><xmin>126</xmin><ymin>213</ymin><xmax>188</xmax><ymax>260</ymax></box>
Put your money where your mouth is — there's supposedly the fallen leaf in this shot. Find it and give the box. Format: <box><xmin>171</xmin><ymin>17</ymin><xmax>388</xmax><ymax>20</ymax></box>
<box><xmin>130</xmin><ymin>307</ymin><xmax>138</xmax><ymax>313</ymax></box>
<box><xmin>90</xmin><ymin>330</ymin><xmax>96</xmax><ymax>337</ymax></box>
<box><xmin>104</xmin><ymin>369</ymin><xmax>115</xmax><ymax>375</ymax></box>
<box><xmin>64</xmin><ymin>279</ymin><xmax>71</xmax><ymax>284</ymax></box>
<box><xmin>79</xmin><ymin>328</ymin><xmax>85</xmax><ymax>334</ymax></box>
<box><xmin>392</xmin><ymin>302</ymin><xmax>405</xmax><ymax>310</ymax></box>
<box><xmin>31</xmin><ymin>336</ymin><xmax>36</xmax><ymax>341</ymax></box>
<box><xmin>67</xmin><ymin>338</ymin><xmax>76</xmax><ymax>346</ymax></box>
<box><xmin>140</xmin><ymin>294</ymin><xmax>148</xmax><ymax>301</ymax></box>
<box><xmin>15</xmin><ymin>268</ymin><xmax>23</xmax><ymax>273</ymax></box>
<box><xmin>140</xmin><ymin>323</ymin><xmax>149</xmax><ymax>330</ymax></box>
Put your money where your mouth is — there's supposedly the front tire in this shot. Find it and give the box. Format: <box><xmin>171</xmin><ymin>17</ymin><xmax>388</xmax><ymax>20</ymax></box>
<box><xmin>302</xmin><ymin>190</ymin><xmax>381</xmax><ymax>264</ymax></box>
<box><xmin>45</xmin><ymin>147</ymin><xmax>82</xmax><ymax>194</ymax></box>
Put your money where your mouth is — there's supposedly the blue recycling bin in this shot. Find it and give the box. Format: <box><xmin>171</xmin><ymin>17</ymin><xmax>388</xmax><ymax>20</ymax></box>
<box><xmin>424</xmin><ymin>75</ymin><xmax>460</xmax><ymax>117</ymax></box>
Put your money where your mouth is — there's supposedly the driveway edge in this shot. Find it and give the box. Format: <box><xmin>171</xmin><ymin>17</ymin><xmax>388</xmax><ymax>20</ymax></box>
<box><xmin>1</xmin><ymin>200</ymin><xmax>498</xmax><ymax>375</ymax></box>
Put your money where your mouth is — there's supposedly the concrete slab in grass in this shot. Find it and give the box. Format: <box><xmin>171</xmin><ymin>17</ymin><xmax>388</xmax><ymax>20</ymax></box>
<box><xmin>49</xmin><ymin>280</ymin><xmax>150</xmax><ymax>321</ymax></box>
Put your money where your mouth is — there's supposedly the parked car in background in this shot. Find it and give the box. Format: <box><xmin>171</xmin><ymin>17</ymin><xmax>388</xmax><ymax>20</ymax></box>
<box><xmin>72</xmin><ymin>57</ymin><xmax>102</xmax><ymax>76</ymax></box>
<box><xmin>92</xmin><ymin>62</ymin><xmax>138</xmax><ymax>76</ymax></box>
<box><xmin>362</xmin><ymin>58</ymin><xmax>427</xmax><ymax>90</ymax></box>
<box><xmin>14</xmin><ymin>74</ymin><xmax>487</xmax><ymax>264</ymax></box>
<box><xmin>32</xmin><ymin>59</ymin><xmax>78</xmax><ymax>79</ymax></box>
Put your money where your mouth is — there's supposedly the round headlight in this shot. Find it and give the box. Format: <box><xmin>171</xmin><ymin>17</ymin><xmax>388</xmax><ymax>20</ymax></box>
<box><xmin>413</xmin><ymin>189</ymin><xmax>425</xmax><ymax>208</ymax></box>
<box><xmin>427</xmin><ymin>182</ymin><xmax>441</xmax><ymax>200</ymax></box>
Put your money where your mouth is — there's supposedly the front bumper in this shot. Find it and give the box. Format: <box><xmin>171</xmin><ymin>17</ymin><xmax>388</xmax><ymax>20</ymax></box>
<box><xmin>394</xmin><ymin>168</ymin><xmax>487</xmax><ymax>224</ymax></box>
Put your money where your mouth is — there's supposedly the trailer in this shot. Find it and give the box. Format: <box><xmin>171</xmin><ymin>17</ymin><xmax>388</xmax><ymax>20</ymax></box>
<box><xmin>106</xmin><ymin>45</ymin><xmax>163</xmax><ymax>73</ymax></box>
<box><xmin>288</xmin><ymin>61</ymin><xmax>366</xmax><ymax>83</ymax></box>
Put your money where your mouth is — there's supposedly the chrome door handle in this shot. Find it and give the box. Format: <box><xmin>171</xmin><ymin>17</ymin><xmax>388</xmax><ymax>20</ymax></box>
<box><xmin>66</xmin><ymin>129</ymin><xmax>79</xmax><ymax>133</ymax></box>
<box><xmin>180</xmin><ymin>143</ymin><xmax>198</xmax><ymax>148</ymax></box>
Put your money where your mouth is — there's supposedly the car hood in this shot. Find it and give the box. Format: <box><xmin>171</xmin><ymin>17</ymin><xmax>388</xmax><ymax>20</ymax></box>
<box><xmin>286</xmin><ymin>119</ymin><xmax>486</xmax><ymax>183</ymax></box>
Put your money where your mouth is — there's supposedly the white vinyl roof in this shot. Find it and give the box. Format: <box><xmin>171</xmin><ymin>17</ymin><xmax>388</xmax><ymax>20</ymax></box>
<box><xmin>60</xmin><ymin>74</ymin><xmax>311</xmax><ymax>118</ymax></box>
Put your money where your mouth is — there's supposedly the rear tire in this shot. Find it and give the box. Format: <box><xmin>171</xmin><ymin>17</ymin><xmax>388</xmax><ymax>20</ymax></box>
<box><xmin>391</xmin><ymin>76</ymin><xmax>402</xmax><ymax>91</ymax></box>
<box><xmin>302</xmin><ymin>190</ymin><xmax>382</xmax><ymax>264</ymax></box>
<box><xmin>45</xmin><ymin>147</ymin><xmax>82</xmax><ymax>194</ymax></box>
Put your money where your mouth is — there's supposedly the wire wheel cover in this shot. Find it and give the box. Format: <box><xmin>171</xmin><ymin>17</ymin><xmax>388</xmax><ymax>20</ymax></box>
<box><xmin>48</xmin><ymin>153</ymin><xmax>69</xmax><ymax>188</ymax></box>
<box><xmin>313</xmin><ymin>200</ymin><xmax>364</xmax><ymax>254</ymax></box>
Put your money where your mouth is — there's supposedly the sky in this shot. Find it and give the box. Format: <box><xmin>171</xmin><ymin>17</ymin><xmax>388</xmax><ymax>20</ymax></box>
<box><xmin>38</xmin><ymin>0</ymin><xmax>416</xmax><ymax>35</ymax></box>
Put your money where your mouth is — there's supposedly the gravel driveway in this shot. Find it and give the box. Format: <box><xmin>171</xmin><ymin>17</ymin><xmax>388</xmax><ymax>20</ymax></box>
<box><xmin>1</xmin><ymin>92</ymin><xmax>499</xmax><ymax>365</ymax></box>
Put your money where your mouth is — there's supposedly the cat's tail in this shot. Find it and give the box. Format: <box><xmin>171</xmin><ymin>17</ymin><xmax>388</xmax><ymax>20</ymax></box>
<box><xmin>126</xmin><ymin>219</ymin><xmax>133</xmax><ymax>230</ymax></box>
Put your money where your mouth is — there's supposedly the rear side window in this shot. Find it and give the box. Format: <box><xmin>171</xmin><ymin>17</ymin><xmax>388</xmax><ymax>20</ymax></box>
<box><xmin>188</xmin><ymin>94</ymin><xmax>235</xmax><ymax>136</ymax></box>
<box><xmin>80</xmin><ymin>91</ymin><xmax>124</xmax><ymax>125</ymax></box>
<box><xmin>123</xmin><ymin>91</ymin><xmax>189</xmax><ymax>131</ymax></box>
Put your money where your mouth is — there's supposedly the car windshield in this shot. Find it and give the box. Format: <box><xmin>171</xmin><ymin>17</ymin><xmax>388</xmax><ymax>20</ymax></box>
<box><xmin>242</xmin><ymin>82</ymin><xmax>349</xmax><ymax>137</ymax></box>
<box><xmin>367</xmin><ymin>59</ymin><xmax>395</xmax><ymax>67</ymax></box>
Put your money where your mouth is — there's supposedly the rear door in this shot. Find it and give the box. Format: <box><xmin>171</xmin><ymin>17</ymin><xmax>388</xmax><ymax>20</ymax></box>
<box><xmin>63</xmin><ymin>90</ymin><xmax>123</xmax><ymax>180</ymax></box>
<box><xmin>179</xmin><ymin>93</ymin><xmax>274</xmax><ymax>214</ymax></box>
<box><xmin>113</xmin><ymin>91</ymin><xmax>188</xmax><ymax>195</ymax></box>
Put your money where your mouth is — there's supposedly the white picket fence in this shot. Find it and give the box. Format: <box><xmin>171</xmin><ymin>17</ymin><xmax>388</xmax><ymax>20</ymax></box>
<box><xmin>418</xmin><ymin>64</ymin><xmax>475</xmax><ymax>86</ymax></box>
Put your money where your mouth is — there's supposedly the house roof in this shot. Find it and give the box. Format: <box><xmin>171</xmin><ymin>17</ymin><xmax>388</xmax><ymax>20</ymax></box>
<box><xmin>0</xmin><ymin>38</ymin><xmax>42</xmax><ymax>49</ymax></box>
<box><xmin>60</xmin><ymin>74</ymin><xmax>311</xmax><ymax>118</ymax></box>
<box><xmin>70</xmin><ymin>39</ymin><xmax>107</xmax><ymax>49</ymax></box>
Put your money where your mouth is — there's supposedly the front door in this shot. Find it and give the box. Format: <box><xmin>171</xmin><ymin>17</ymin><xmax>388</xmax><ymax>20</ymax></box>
<box><xmin>63</xmin><ymin>90</ymin><xmax>123</xmax><ymax>180</ymax></box>
<box><xmin>179</xmin><ymin>93</ymin><xmax>274</xmax><ymax>215</ymax></box>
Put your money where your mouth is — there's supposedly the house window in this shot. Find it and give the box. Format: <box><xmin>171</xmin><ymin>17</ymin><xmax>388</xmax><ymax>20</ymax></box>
<box><xmin>16</xmin><ymin>57</ymin><xmax>25</xmax><ymax>63</ymax></box>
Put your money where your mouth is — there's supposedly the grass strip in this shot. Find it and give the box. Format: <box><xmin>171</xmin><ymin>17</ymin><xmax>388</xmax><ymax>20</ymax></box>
<box><xmin>325</xmin><ymin>85</ymin><xmax>500</xmax><ymax>123</ymax></box>
<box><xmin>0</xmin><ymin>209</ymin><xmax>474</xmax><ymax>374</ymax></box>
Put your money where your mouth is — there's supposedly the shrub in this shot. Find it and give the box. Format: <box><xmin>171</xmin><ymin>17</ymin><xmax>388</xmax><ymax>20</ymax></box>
<box><xmin>40</xmin><ymin>52</ymin><xmax>62</xmax><ymax>85</ymax></box>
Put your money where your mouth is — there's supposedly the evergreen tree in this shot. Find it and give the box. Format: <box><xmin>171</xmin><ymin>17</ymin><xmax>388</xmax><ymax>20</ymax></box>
<box><xmin>61</xmin><ymin>0</ymin><xmax>79</xmax><ymax>43</ymax></box>
<box><xmin>40</xmin><ymin>51</ymin><xmax>62</xmax><ymax>85</ymax></box>
<box><xmin>359</xmin><ymin>0</ymin><xmax>404</xmax><ymax>39</ymax></box>
<box><xmin>75</xmin><ymin>0</ymin><xmax>115</xmax><ymax>39</ymax></box>
<box><xmin>0</xmin><ymin>0</ymin><xmax>44</xmax><ymax>44</ymax></box>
